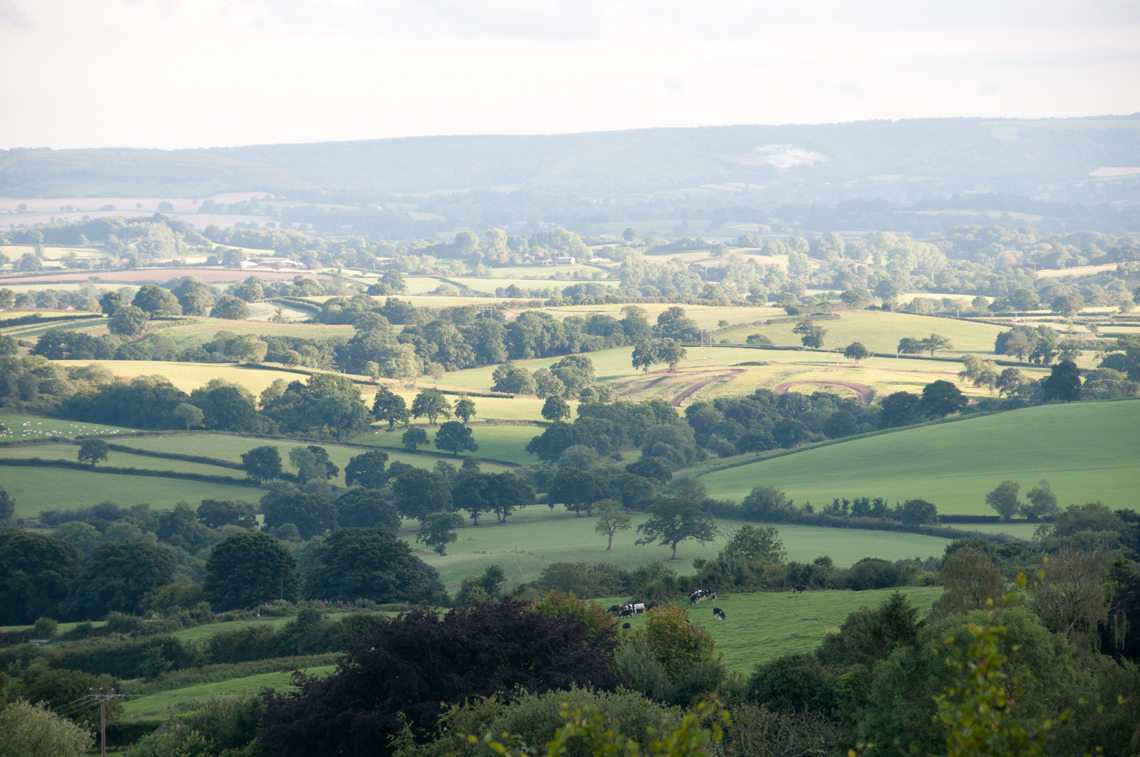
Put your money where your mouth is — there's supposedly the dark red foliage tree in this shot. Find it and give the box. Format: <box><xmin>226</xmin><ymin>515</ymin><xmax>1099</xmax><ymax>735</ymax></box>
<box><xmin>257</xmin><ymin>598</ymin><xmax>623</xmax><ymax>757</ymax></box>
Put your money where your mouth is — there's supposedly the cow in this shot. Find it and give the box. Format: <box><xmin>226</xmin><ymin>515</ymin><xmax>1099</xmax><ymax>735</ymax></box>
<box><xmin>713</xmin><ymin>608</ymin><xmax>725</xmax><ymax>621</ymax></box>
<box><xmin>607</xmin><ymin>605</ymin><xmax>623</xmax><ymax>614</ymax></box>
<box><xmin>632</xmin><ymin>603</ymin><xmax>646</xmax><ymax>614</ymax></box>
<box><xmin>791</xmin><ymin>585</ymin><xmax>807</xmax><ymax>595</ymax></box>
<box><xmin>646</xmin><ymin>602</ymin><xmax>659</xmax><ymax>611</ymax></box>
<box><xmin>610</xmin><ymin>603</ymin><xmax>633</xmax><ymax>615</ymax></box>
<box><xmin>690</xmin><ymin>589</ymin><xmax>714</xmax><ymax>605</ymax></box>
<box><xmin>622</xmin><ymin>623</ymin><xmax>631</xmax><ymax>630</ymax></box>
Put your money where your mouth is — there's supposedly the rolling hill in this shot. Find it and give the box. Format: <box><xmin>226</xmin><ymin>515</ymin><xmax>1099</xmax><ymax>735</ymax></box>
<box><xmin>698</xmin><ymin>399</ymin><xmax>1140</xmax><ymax>516</ymax></box>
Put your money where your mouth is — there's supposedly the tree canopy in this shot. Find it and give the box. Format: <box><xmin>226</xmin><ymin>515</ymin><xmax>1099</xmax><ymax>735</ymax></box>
<box><xmin>304</xmin><ymin>528</ymin><xmax>444</xmax><ymax>603</ymax></box>
<box><xmin>204</xmin><ymin>532</ymin><xmax>302</xmax><ymax>611</ymax></box>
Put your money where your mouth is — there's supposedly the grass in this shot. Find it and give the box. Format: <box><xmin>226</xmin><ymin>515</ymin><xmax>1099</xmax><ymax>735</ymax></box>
<box><xmin>0</xmin><ymin>443</ymin><xmax>246</xmax><ymax>480</ymax></box>
<box><xmin>355</xmin><ymin>423</ymin><xmax>543</xmax><ymax>465</ymax></box>
<box><xmin>121</xmin><ymin>665</ymin><xmax>336</xmax><ymax>718</ymax></box>
<box><xmin>402</xmin><ymin>508</ymin><xmax>959</xmax><ymax>594</ymax></box>
<box><xmin>599</xmin><ymin>587</ymin><xmax>943</xmax><ymax>671</ymax></box>
<box><xmin>145</xmin><ymin>319</ymin><xmax>353</xmax><ymax>347</ymax></box>
<box><xmin>0</xmin><ymin>467</ymin><xmax>261</xmax><ymax>517</ymax></box>
<box><xmin>715</xmin><ymin>310</ymin><xmax>1007</xmax><ymax>356</ymax></box>
<box><xmin>119</xmin><ymin>433</ymin><xmax>512</xmax><ymax>484</ymax></box>
<box><xmin>0</xmin><ymin>413</ymin><xmax>139</xmax><ymax>439</ymax></box>
<box><xmin>698</xmin><ymin>400</ymin><xmax>1140</xmax><ymax>516</ymax></box>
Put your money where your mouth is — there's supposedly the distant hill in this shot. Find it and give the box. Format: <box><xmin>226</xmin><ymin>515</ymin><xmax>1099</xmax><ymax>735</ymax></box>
<box><xmin>2</xmin><ymin>116</ymin><xmax>1138</xmax><ymax>201</ymax></box>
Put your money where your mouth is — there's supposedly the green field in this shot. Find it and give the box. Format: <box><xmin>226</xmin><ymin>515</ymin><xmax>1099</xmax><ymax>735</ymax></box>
<box><xmin>601</xmin><ymin>587</ymin><xmax>943</xmax><ymax>671</ymax></box>
<box><xmin>403</xmin><ymin>508</ymin><xmax>958</xmax><ymax>594</ymax></box>
<box><xmin>355</xmin><ymin>423</ymin><xmax>542</xmax><ymax>465</ymax></box>
<box><xmin>0</xmin><ymin>413</ymin><xmax>140</xmax><ymax>439</ymax></box>
<box><xmin>698</xmin><ymin>400</ymin><xmax>1140</xmax><ymax>515</ymax></box>
<box><xmin>0</xmin><ymin>443</ymin><xmax>247</xmax><ymax>480</ymax></box>
<box><xmin>0</xmin><ymin>467</ymin><xmax>261</xmax><ymax>517</ymax></box>
<box><xmin>121</xmin><ymin>665</ymin><xmax>336</xmax><ymax>718</ymax></box>
<box><xmin>53</xmin><ymin>360</ymin><xmax>321</xmax><ymax>395</ymax></box>
<box><xmin>716</xmin><ymin>310</ymin><xmax>1007</xmax><ymax>356</ymax></box>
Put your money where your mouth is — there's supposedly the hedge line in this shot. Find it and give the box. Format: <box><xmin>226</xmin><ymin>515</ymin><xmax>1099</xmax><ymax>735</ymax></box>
<box><xmin>700</xmin><ymin>499</ymin><xmax>1015</xmax><ymax>544</ymax></box>
<box><xmin>0</xmin><ymin>312</ymin><xmax>103</xmax><ymax>328</ymax></box>
<box><xmin>120</xmin><ymin>653</ymin><xmax>339</xmax><ymax>695</ymax></box>
<box><xmin>0</xmin><ymin>458</ymin><xmax>260</xmax><ymax>487</ymax></box>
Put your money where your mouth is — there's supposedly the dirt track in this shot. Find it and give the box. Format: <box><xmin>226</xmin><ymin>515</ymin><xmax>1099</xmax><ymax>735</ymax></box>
<box><xmin>773</xmin><ymin>380</ymin><xmax>874</xmax><ymax>405</ymax></box>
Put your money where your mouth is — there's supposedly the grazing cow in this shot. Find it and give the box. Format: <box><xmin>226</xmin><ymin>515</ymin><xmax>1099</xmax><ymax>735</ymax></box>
<box><xmin>622</xmin><ymin>622</ymin><xmax>631</xmax><ymax>630</ymax></box>
<box><xmin>713</xmin><ymin>608</ymin><xmax>725</xmax><ymax>621</ymax></box>
<box><xmin>690</xmin><ymin>589</ymin><xmax>714</xmax><ymax>605</ymax></box>
<box><xmin>619</xmin><ymin>608</ymin><xmax>634</xmax><ymax>618</ymax></box>
<box><xmin>646</xmin><ymin>602</ymin><xmax>658</xmax><ymax>611</ymax></box>
<box><xmin>632</xmin><ymin>603</ymin><xmax>646</xmax><ymax>614</ymax></box>
<box><xmin>607</xmin><ymin>605</ymin><xmax>622</xmax><ymax>614</ymax></box>
<box><xmin>791</xmin><ymin>585</ymin><xmax>807</xmax><ymax>595</ymax></box>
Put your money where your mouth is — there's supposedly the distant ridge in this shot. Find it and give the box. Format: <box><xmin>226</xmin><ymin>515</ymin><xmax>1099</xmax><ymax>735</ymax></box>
<box><xmin>2</xmin><ymin>117</ymin><xmax>1139</xmax><ymax>200</ymax></box>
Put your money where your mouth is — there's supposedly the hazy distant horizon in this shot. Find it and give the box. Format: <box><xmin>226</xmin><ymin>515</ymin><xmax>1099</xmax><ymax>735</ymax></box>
<box><xmin>2</xmin><ymin>0</ymin><xmax>1138</xmax><ymax>151</ymax></box>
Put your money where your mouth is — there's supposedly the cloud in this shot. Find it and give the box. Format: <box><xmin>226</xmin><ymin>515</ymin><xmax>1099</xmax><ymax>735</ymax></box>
<box><xmin>0</xmin><ymin>0</ymin><xmax>33</xmax><ymax>29</ymax></box>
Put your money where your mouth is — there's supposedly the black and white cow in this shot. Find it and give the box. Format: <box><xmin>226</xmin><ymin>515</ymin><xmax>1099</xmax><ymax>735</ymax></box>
<box><xmin>713</xmin><ymin>608</ymin><xmax>726</xmax><ymax>621</ymax></box>
<box><xmin>791</xmin><ymin>585</ymin><xmax>807</xmax><ymax>595</ymax></box>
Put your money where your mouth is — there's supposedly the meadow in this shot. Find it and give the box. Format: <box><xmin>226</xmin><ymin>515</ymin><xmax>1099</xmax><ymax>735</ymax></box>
<box><xmin>355</xmin><ymin>423</ymin><xmax>543</xmax><ymax>465</ymax></box>
<box><xmin>402</xmin><ymin>508</ymin><xmax>958</xmax><ymax>594</ymax></box>
<box><xmin>598</xmin><ymin>586</ymin><xmax>943</xmax><ymax>672</ymax></box>
<box><xmin>0</xmin><ymin>413</ymin><xmax>139</xmax><ymax>439</ymax></box>
<box><xmin>121</xmin><ymin>665</ymin><xmax>337</xmax><ymax>718</ymax></box>
<box><xmin>698</xmin><ymin>399</ymin><xmax>1140</xmax><ymax>516</ymax></box>
<box><xmin>52</xmin><ymin>360</ymin><xmax>307</xmax><ymax>395</ymax></box>
<box><xmin>0</xmin><ymin>467</ymin><xmax>260</xmax><ymax>517</ymax></box>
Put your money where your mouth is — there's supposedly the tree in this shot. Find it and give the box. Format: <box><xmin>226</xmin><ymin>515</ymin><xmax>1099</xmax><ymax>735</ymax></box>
<box><xmin>541</xmin><ymin>395</ymin><xmax>571</xmax><ymax>422</ymax></box>
<box><xmin>549</xmin><ymin>467</ymin><xmax>606</xmax><ymax>517</ymax></box>
<box><xmin>372</xmin><ymin>386</ymin><xmax>410</xmax><ymax>429</ymax></box>
<box><xmin>77</xmin><ymin>438</ymin><xmax>109</xmax><ymax>467</ymax></box>
<box><xmin>626</xmin><ymin>457</ymin><xmax>673</xmax><ymax>484</ymax></box>
<box><xmin>1042</xmin><ymin>360</ymin><xmax>1081</xmax><ymax>402</ymax></box>
<box><xmin>841</xmin><ymin>287</ymin><xmax>871</xmax><ymax>309</ymax></box>
<box><xmin>402</xmin><ymin>427</ymin><xmax>428</xmax><ymax>451</ymax></box>
<box><xmin>931</xmin><ymin>547</ymin><xmax>1004</xmax><ymax>616</ymax></box>
<box><xmin>0</xmin><ymin>487</ymin><xmax>15</xmax><ymax>530</ymax></box>
<box><xmin>657</xmin><ymin>338</ymin><xmax>687</xmax><ymax>371</ymax></box>
<box><xmin>172</xmin><ymin>402</ymin><xmax>204</xmax><ymax>429</ymax></box>
<box><xmin>1007</xmin><ymin>287</ymin><xmax>1040</xmax><ymax>315</ymax></box>
<box><xmin>491</xmin><ymin>363</ymin><xmax>536</xmax><ymax>394</ymax></box>
<box><xmin>843</xmin><ymin>342</ymin><xmax>870</xmax><ymax>363</ymax></box>
<box><xmin>0</xmin><ymin>700</ymin><xmax>94</xmax><ymax>757</ymax></box>
<box><xmin>345</xmin><ymin>450</ymin><xmax>390</xmax><ymax>489</ymax></box>
<box><xmin>533</xmin><ymin>368</ymin><xmax>566</xmax><ymax>399</ymax></box>
<box><xmin>793</xmin><ymin>319</ymin><xmax>826</xmax><ymax>348</ymax></box>
<box><xmin>594</xmin><ymin>499</ymin><xmax>632</xmax><ymax>549</ymax></box>
<box><xmin>210</xmin><ymin>295</ymin><xmax>251</xmax><ymax>320</ymax></box>
<box><xmin>1050</xmin><ymin>293</ymin><xmax>1084</xmax><ymax>317</ymax></box>
<box><xmin>636</xmin><ymin>496</ymin><xmax>716</xmax><ymax>560</ymax></box>
<box><xmin>640</xmin><ymin>603</ymin><xmax>718</xmax><ymax>684</ymax></box>
<box><xmin>133</xmin><ymin>284</ymin><xmax>183</xmax><ymax>316</ymax></box>
<box><xmin>0</xmin><ymin>531</ymin><xmax>82</xmax><ymax>625</ymax></box>
<box><xmin>411</xmin><ymin>388</ymin><xmax>452</xmax><ymax>426</ymax></box>
<box><xmin>336</xmin><ymin>488</ymin><xmax>400</xmax><ymax>532</ymax></box>
<box><xmin>454</xmin><ymin>395</ymin><xmax>476</xmax><ymax>424</ymax></box>
<box><xmin>305</xmin><ymin>528</ymin><xmax>444</xmax><ymax>603</ymax></box>
<box><xmin>416</xmin><ymin>511</ymin><xmax>464</xmax><ymax>555</ymax></box>
<box><xmin>985</xmin><ymin>480</ymin><xmax>1021</xmax><ymax>521</ymax></box>
<box><xmin>898</xmin><ymin>498</ymin><xmax>939</xmax><ymax>526</ymax></box>
<box><xmin>823</xmin><ymin>410</ymin><xmax>858</xmax><ymax>439</ymax></box>
<box><xmin>99</xmin><ymin>290</ymin><xmax>126</xmax><ymax>316</ymax></box>
<box><xmin>434</xmin><ymin>420</ymin><xmax>478</xmax><ymax>455</ymax></box>
<box><xmin>204</xmin><ymin>532</ymin><xmax>301</xmax><ymax>611</ymax></box>
<box><xmin>898</xmin><ymin>337</ymin><xmax>924</xmax><ymax>355</ymax></box>
<box><xmin>197</xmin><ymin>499</ymin><xmax>257</xmax><ymax>529</ymax></box>
<box><xmin>723</xmin><ymin>524</ymin><xmax>786</xmax><ymax>564</ymax></box>
<box><xmin>262</xmin><ymin>490</ymin><xmax>338</xmax><ymax>539</ymax></box>
<box><xmin>1022</xmin><ymin>480</ymin><xmax>1059</xmax><ymax>521</ymax></box>
<box><xmin>393</xmin><ymin>468</ymin><xmax>453</xmax><ymax>522</ymax></box>
<box><xmin>919</xmin><ymin>380</ymin><xmax>966</xmax><ymax>419</ymax></box>
<box><xmin>919</xmin><ymin>333</ymin><xmax>952</xmax><ymax>357</ymax></box>
<box><xmin>878</xmin><ymin>391</ymin><xmax>921</xmax><ymax>428</ymax></box>
<box><xmin>631</xmin><ymin>341</ymin><xmax>659</xmax><ymax>372</ymax></box>
<box><xmin>772</xmin><ymin>417</ymin><xmax>809</xmax><ymax>448</ymax></box>
<box><xmin>241</xmin><ymin>445</ymin><xmax>282</xmax><ymax>483</ymax></box>
<box><xmin>1025</xmin><ymin>548</ymin><xmax>1110</xmax><ymax>653</ymax></box>
<box><xmin>288</xmin><ymin>445</ymin><xmax>338</xmax><ymax>484</ymax></box>
<box><xmin>63</xmin><ymin>540</ymin><xmax>176</xmax><ymax>619</ymax></box>
<box><xmin>108</xmin><ymin>305</ymin><xmax>148</xmax><ymax>336</ymax></box>
<box><xmin>257</xmin><ymin>600</ymin><xmax>621</xmax><ymax>757</ymax></box>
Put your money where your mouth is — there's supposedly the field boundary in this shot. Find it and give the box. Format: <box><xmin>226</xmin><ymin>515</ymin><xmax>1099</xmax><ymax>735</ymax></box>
<box><xmin>0</xmin><ymin>457</ymin><xmax>260</xmax><ymax>486</ymax></box>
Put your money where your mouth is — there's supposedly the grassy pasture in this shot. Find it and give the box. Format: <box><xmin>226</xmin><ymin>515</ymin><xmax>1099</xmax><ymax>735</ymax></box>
<box><xmin>404</xmin><ymin>509</ymin><xmax>957</xmax><ymax>594</ymax></box>
<box><xmin>0</xmin><ymin>443</ymin><xmax>247</xmax><ymax>480</ymax></box>
<box><xmin>0</xmin><ymin>467</ymin><xmax>260</xmax><ymax>517</ymax></box>
<box><xmin>600</xmin><ymin>587</ymin><xmax>943</xmax><ymax>671</ymax></box>
<box><xmin>119</xmin><ymin>433</ymin><xmax>512</xmax><ymax>484</ymax></box>
<box><xmin>121</xmin><ymin>666</ymin><xmax>337</xmax><ymax>718</ymax></box>
<box><xmin>146</xmin><ymin>319</ymin><xmax>353</xmax><ymax>346</ymax></box>
<box><xmin>355</xmin><ymin>423</ymin><xmax>543</xmax><ymax>465</ymax></box>
<box><xmin>0</xmin><ymin>413</ymin><xmax>138</xmax><ymax>439</ymax></box>
<box><xmin>698</xmin><ymin>400</ymin><xmax>1140</xmax><ymax>515</ymax></box>
<box><xmin>715</xmin><ymin>310</ymin><xmax>1006</xmax><ymax>355</ymax></box>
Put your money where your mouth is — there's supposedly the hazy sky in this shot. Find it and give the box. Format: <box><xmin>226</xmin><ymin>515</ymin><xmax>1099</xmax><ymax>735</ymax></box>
<box><xmin>2</xmin><ymin>0</ymin><xmax>1138</xmax><ymax>150</ymax></box>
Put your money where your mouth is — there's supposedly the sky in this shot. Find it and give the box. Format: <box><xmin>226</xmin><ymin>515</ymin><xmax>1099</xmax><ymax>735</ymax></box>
<box><xmin>1</xmin><ymin>0</ymin><xmax>1139</xmax><ymax>150</ymax></box>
